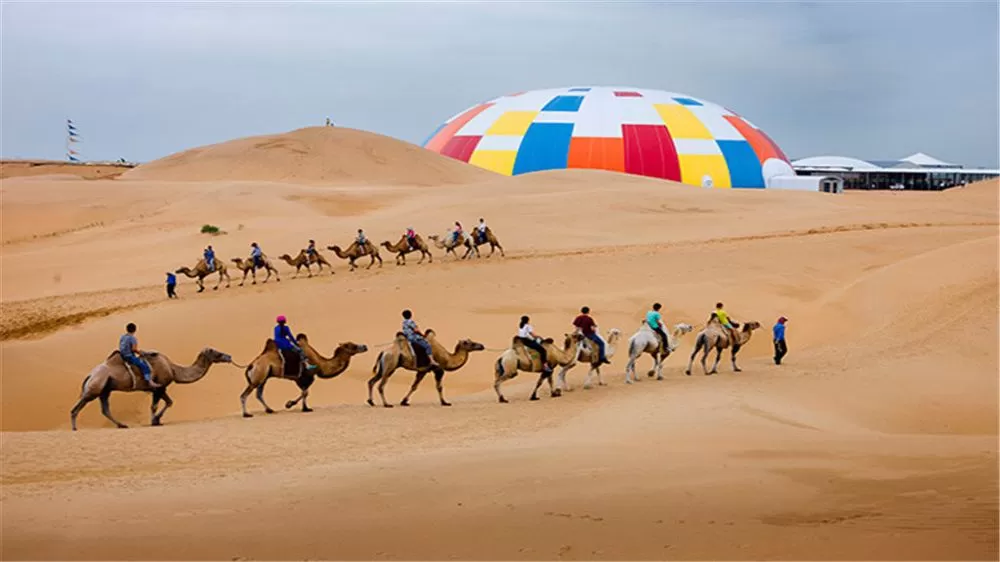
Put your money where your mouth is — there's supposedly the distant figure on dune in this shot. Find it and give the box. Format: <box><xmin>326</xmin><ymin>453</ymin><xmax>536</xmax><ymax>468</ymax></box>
<box><xmin>773</xmin><ymin>316</ymin><xmax>788</xmax><ymax>365</ymax></box>
<box><xmin>165</xmin><ymin>272</ymin><xmax>177</xmax><ymax>299</ymax></box>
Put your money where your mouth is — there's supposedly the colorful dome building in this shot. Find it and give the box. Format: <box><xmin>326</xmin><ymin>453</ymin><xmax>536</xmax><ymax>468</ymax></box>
<box><xmin>422</xmin><ymin>86</ymin><xmax>794</xmax><ymax>188</ymax></box>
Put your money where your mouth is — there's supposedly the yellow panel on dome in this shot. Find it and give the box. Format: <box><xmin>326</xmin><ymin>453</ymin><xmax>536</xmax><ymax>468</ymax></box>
<box><xmin>486</xmin><ymin>111</ymin><xmax>539</xmax><ymax>136</ymax></box>
<box><xmin>679</xmin><ymin>154</ymin><xmax>732</xmax><ymax>188</ymax></box>
<box><xmin>655</xmin><ymin>104</ymin><xmax>713</xmax><ymax>139</ymax></box>
<box><xmin>469</xmin><ymin>149</ymin><xmax>517</xmax><ymax>175</ymax></box>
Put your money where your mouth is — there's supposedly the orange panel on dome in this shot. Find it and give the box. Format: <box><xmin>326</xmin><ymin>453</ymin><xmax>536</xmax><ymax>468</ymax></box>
<box><xmin>723</xmin><ymin>115</ymin><xmax>782</xmax><ymax>163</ymax></box>
<box><xmin>424</xmin><ymin>103</ymin><xmax>493</xmax><ymax>153</ymax></box>
<box><xmin>568</xmin><ymin>137</ymin><xmax>625</xmax><ymax>172</ymax></box>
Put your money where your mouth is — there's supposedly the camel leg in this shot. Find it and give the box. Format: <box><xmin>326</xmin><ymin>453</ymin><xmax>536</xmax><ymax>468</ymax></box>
<box><xmin>686</xmin><ymin>343</ymin><xmax>700</xmax><ymax>376</ymax></box>
<box><xmin>708</xmin><ymin>348</ymin><xmax>721</xmax><ymax>375</ymax></box>
<box><xmin>400</xmin><ymin>370</ymin><xmax>428</xmax><ymax>406</ymax></box>
<box><xmin>624</xmin><ymin>356</ymin><xmax>637</xmax><ymax>384</ymax></box>
<box><xmin>150</xmin><ymin>389</ymin><xmax>162</xmax><ymax>425</ymax></box>
<box><xmin>529</xmin><ymin>372</ymin><xmax>546</xmax><ymax>401</ymax></box>
<box><xmin>239</xmin><ymin>382</ymin><xmax>259</xmax><ymax>417</ymax></box>
<box><xmin>284</xmin><ymin>386</ymin><xmax>312</xmax><ymax>412</ymax></box>
<box><xmin>239</xmin><ymin>270</ymin><xmax>249</xmax><ymax>287</ymax></box>
<box><xmin>275</xmin><ymin>266</ymin><xmax>281</xmax><ymax>282</ymax></box>
<box><xmin>197</xmin><ymin>277</ymin><xmax>205</xmax><ymax>293</ymax></box>
<box><xmin>433</xmin><ymin>368</ymin><xmax>451</xmax><ymax>406</ymax></box>
<box><xmin>98</xmin><ymin>390</ymin><xmax>128</xmax><ymax>429</ymax></box>
<box><xmin>731</xmin><ymin>347</ymin><xmax>742</xmax><ymax>373</ymax></box>
<box><xmin>151</xmin><ymin>389</ymin><xmax>174</xmax><ymax>426</ymax></box>
<box><xmin>366</xmin><ymin>372</ymin><xmax>381</xmax><ymax>406</ymax></box>
<box><xmin>495</xmin><ymin>377</ymin><xmax>509</xmax><ymax>403</ymax></box>
<box><xmin>548</xmin><ymin>369</ymin><xmax>561</xmax><ymax>398</ymax></box>
<box><xmin>376</xmin><ymin>372</ymin><xmax>394</xmax><ymax>408</ymax></box>
<box><xmin>255</xmin><ymin>382</ymin><xmax>276</xmax><ymax>414</ymax></box>
<box><xmin>69</xmin><ymin>395</ymin><xmax>97</xmax><ymax>431</ymax></box>
<box><xmin>558</xmin><ymin>368</ymin><xmax>572</xmax><ymax>392</ymax></box>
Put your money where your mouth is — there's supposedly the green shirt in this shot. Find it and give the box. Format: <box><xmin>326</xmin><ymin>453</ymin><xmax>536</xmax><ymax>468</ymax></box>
<box><xmin>715</xmin><ymin>309</ymin><xmax>730</xmax><ymax>324</ymax></box>
<box><xmin>646</xmin><ymin>310</ymin><xmax>662</xmax><ymax>329</ymax></box>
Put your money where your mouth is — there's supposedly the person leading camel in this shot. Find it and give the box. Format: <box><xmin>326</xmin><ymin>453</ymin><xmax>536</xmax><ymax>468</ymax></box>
<box><xmin>119</xmin><ymin>323</ymin><xmax>160</xmax><ymax>388</ymax></box>
<box><xmin>401</xmin><ymin>309</ymin><xmax>434</xmax><ymax>368</ymax></box>
<box><xmin>165</xmin><ymin>272</ymin><xmax>177</xmax><ymax>299</ymax></box>
<box><xmin>204</xmin><ymin>245</ymin><xmax>216</xmax><ymax>272</ymax></box>
<box><xmin>646</xmin><ymin>302</ymin><xmax>668</xmax><ymax>351</ymax></box>
<box><xmin>517</xmin><ymin>315</ymin><xmax>553</xmax><ymax>376</ymax></box>
<box><xmin>773</xmin><ymin>316</ymin><xmax>788</xmax><ymax>365</ymax></box>
<box><xmin>713</xmin><ymin>302</ymin><xmax>740</xmax><ymax>341</ymax></box>
<box><xmin>574</xmin><ymin>306</ymin><xmax>610</xmax><ymax>365</ymax></box>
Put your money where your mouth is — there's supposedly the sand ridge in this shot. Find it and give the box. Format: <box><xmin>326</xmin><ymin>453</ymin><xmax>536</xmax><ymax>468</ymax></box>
<box><xmin>0</xmin><ymin>129</ymin><xmax>996</xmax><ymax>559</ymax></box>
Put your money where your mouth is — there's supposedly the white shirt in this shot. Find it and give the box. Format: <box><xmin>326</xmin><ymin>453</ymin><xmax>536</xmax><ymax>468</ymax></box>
<box><xmin>477</xmin><ymin>222</ymin><xmax>487</xmax><ymax>232</ymax></box>
<box><xmin>518</xmin><ymin>324</ymin><xmax>533</xmax><ymax>339</ymax></box>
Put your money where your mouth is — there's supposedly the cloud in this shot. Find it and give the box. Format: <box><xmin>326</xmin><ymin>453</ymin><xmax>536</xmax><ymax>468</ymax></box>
<box><xmin>2</xmin><ymin>2</ymin><xmax>997</xmax><ymax>166</ymax></box>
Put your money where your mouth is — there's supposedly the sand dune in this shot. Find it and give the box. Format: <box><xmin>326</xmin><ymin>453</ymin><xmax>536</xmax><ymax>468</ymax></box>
<box><xmin>123</xmin><ymin>126</ymin><xmax>497</xmax><ymax>186</ymax></box>
<box><xmin>1</xmin><ymin>146</ymin><xmax>997</xmax><ymax>559</ymax></box>
<box><xmin>0</xmin><ymin>160</ymin><xmax>132</xmax><ymax>180</ymax></box>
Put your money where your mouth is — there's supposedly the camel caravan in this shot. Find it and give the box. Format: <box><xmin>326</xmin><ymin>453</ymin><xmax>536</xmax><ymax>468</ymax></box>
<box><xmin>70</xmin><ymin>302</ymin><xmax>770</xmax><ymax>430</ymax></box>
<box><xmin>170</xmin><ymin>222</ymin><xmax>507</xmax><ymax>294</ymax></box>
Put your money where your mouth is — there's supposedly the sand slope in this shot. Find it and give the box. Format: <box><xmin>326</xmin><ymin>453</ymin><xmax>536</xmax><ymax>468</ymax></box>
<box><xmin>122</xmin><ymin>126</ymin><xmax>497</xmax><ymax>186</ymax></box>
<box><xmin>0</xmin><ymin>160</ymin><xmax>132</xmax><ymax>180</ymax></box>
<box><xmin>1</xmin><ymin>161</ymin><xmax>997</xmax><ymax>559</ymax></box>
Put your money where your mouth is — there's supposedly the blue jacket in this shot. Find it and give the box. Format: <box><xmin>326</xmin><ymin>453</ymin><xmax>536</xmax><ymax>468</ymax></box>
<box><xmin>773</xmin><ymin>323</ymin><xmax>786</xmax><ymax>341</ymax></box>
<box><xmin>274</xmin><ymin>324</ymin><xmax>296</xmax><ymax>350</ymax></box>
<box><xmin>166</xmin><ymin>273</ymin><xmax>177</xmax><ymax>285</ymax></box>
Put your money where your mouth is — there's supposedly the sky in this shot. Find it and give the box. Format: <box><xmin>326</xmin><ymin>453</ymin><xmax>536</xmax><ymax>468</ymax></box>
<box><xmin>2</xmin><ymin>1</ymin><xmax>998</xmax><ymax>167</ymax></box>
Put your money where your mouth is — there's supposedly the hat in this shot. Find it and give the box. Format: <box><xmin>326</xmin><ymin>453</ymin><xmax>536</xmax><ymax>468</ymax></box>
<box><xmin>276</xmin><ymin>315</ymin><xmax>287</xmax><ymax>323</ymax></box>
<box><xmin>778</xmin><ymin>316</ymin><xmax>788</xmax><ymax>323</ymax></box>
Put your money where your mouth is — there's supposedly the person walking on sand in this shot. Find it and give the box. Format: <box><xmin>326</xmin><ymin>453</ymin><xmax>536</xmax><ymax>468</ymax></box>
<box><xmin>165</xmin><ymin>272</ymin><xmax>177</xmax><ymax>299</ymax></box>
<box><xmin>119</xmin><ymin>323</ymin><xmax>161</xmax><ymax>388</ymax></box>
<box><xmin>773</xmin><ymin>316</ymin><xmax>788</xmax><ymax>365</ymax></box>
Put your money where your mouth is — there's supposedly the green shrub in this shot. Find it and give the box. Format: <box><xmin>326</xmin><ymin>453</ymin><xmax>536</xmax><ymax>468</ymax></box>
<box><xmin>201</xmin><ymin>224</ymin><xmax>221</xmax><ymax>235</ymax></box>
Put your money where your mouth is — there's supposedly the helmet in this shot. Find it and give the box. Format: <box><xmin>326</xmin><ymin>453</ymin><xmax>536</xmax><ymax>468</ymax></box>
<box><xmin>276</xmin><ymin>315</ymin><xmax>287</xmax><ymax>323</ymax></box>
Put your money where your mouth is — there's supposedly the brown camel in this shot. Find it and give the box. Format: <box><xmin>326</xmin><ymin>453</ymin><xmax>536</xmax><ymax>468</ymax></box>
<box><xmin>327</xmin><ymin>241</ymin><xmax>382</xmax><ymax>271</ymax></box>
<box><xmin>427</xmin><ymin>233</ymin><xmax>475</xmax><ymax>260</ymax></box>
<box><xmin>381</xmin><ymin>234</ymin><xmax>433</xmax><ymax>265</ymax></box>
<box><xmin>567</xmin><ymin>328</ymin><xmax>622</xmax><ymax>390</ymax></box>
<box><xmin>175</xmin><ymin>258</ymin><xmax>231</xmax><ymax>292</ymax></box>
<box><xmin>686</xmin><ymin>315</ymin><xmax>761</xmax><ymax>376</ymax></box>
<box><xmin>278</xmin><ymin>249</ymin><xmax>334</xmax><ymax>278</ymax></box>
<box><xmin>70</xmin><ymin>347</ymin><xmax>233</xmax><ymax>430</ymax></box>
<box><xmin>231</xmin><ymin>256</ymin><xmax>281</xmax><ymax>285</ymax></box>
<box><xmin>240</xmin><ymin>334</ymin><xmax>368</xmax><ymax>417</ymax></box>
<box><xmin>468</xmin><ymin>226</ymin><xmax>505</xmax><ymax>258</ymax></box>
<box><xmin>367</xmin><ymin>329</ymin><xmax>483</xmax><ymax>407</ymax></box>
<box><xmin>493</xmin><ymin>333</ymin><xmax>583</xmax><ymax>403</ymax></box>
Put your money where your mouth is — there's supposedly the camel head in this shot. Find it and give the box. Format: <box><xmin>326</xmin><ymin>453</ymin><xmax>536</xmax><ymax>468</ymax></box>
<box><xmin>605</xmin><ymin>328</ymin><xmax>622</xmax><ymax>344</ymax></box>
<box><xmin>201</xmin><ymin>347</ymin><xmax>233</xmax><ymax>364</ymax></box>
<box><xmin>673</xmin><ymin>323</ymin><xmax>694</xmax><ymax>336</ymax></box>
<box><xmin>327</xmin><ymin>245</ymin><xmax>341</xmax><ymax>252</ymax></box>
<box><xmin>278</xmin><ymin>254</ymin><xmax>293</xmax><ymax>260</ymax></box>
<box><xmin>427</xmin><ymin>234</ymin><xmax>440</xmax><ymax>241</ymax></box>
<box><xmin>457</xmin><ymin>339</ymin><xmax>486</xmax><ymax>353</ymax></box>
<box><xmin>742</xmin><ymin>321</ymin><xmax>761</xmax><ymax>332</ymax></box>
<box><xmin>230</xmin><ymin>258</ymin><xmax>243</xmax><ymax>264</ymax></box>
<box><xmin>175</xmin><ymin>267</ymin><xmax>192</xmax><ymax>274</ymax></box>
<box><xmin>336</xmin><ymin>342</ymin><xmax>369</xmax><ymax>356</ymax></box>
<box><xmin>381</xmin><ymin>241</ymin><xmax>392</xmax><ymax>248</ymax></box>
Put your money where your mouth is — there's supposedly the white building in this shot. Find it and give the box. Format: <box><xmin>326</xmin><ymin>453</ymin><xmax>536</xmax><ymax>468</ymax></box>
<box><xmin>792</xmin><ymin>153</ymin><xmax>999</xmax><ymax>191</ymax></box>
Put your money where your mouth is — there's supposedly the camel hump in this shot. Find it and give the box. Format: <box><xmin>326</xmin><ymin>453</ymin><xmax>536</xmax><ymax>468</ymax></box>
<box><xmin>263</xmin><ymin>339</ymin><xmax>278</xmax><ymax>354</ymax></box>
<box><xmin>296</xmin><ymin>333</ymin><xmax>308</xmax><ymax>342</ymax></box>
<box><xmin>542</xmin><ymin>337</ymin><xmax>555</xmax><ymax>345</ymax></box>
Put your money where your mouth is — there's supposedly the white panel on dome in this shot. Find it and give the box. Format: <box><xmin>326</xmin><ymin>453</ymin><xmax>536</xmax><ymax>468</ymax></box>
<box><xmin>686</xmin><ymin>107</ymin><xmax>743</xmax><ymax>140</ymax></box>
<box><xmin>533</xmin><ymin>112</ymin><xmax>579</xmax><ymax>124</ymax></box>
<box><xmin>457</xmin><ymin>104</ymin><xmax>508</xmax><ymax>136</ymax></box>
<box><xmin>476</xmin><ymin>135</ymin><xmax>524</xmax><ymax>151</ymax></box>
<box><xmin>617</xmin><ymin>98</ymin><xmax>663</xmax><ymax>125</ymax></box>
<box><xmin>674</xmin><ymin>138</ymin><xmax>723</xmax><ymax>156</ymax></box>
<box><xmin>571</xmin><ymin>92</ymin><xmax>622</xmax><ymax>137</ymax></box>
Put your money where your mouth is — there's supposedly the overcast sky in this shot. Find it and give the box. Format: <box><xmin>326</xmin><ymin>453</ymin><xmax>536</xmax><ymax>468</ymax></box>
<box><xmin>2</xmin><ymin>1</ymin><xmax>998</xmax><ymax>166</ymax></box>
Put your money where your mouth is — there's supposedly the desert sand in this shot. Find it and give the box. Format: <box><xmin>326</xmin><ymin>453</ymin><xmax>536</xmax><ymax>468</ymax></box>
<box><xmin>1</xmin><ymin>127</ymin><xmax>997</xmax><ymax>560</ymax></box>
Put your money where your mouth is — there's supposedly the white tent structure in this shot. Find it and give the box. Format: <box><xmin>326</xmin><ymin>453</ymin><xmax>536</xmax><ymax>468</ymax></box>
<box><xmin>792</xmin><ymin>153</ymin><xmax>998</xmax><ymax>191</ymax></box>
<box><xmin>899</xmin><ymin>152</ymin><xmax>954</xmax><ymax>168</ymax></box>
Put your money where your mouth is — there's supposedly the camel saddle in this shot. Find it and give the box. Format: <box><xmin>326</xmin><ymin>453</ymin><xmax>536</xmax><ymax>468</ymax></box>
<box><xmin>511</xmin><ymin>337</ymin><xmax>548</xmax><ymax>371</ymax></box>
<box><xmin>116</xmin><ymin>350</ymin><xmax>159</xmax><ymax>390</ymax></box>
<box><xmin>279</xmin><ymin>348</ymin><xmax>303</xmax><ymax>377</ymax></box>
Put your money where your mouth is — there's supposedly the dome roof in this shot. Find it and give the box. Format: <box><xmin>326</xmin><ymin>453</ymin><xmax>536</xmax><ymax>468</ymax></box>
<box><xmin>422</xmin><ymin>86</ymin><xmax>790</xmax><ymax>188</ymax></box>
<box><xmin>791</xmin><ymin>156</ymin><xmax>881</xmax><ymax>171</ymax></box>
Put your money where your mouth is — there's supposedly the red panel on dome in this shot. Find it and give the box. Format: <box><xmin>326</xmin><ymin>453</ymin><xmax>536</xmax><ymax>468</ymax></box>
<box><xmin>568</xmin><ymin>137</ymin><xmax>625</xmax><ymax>172</ymax></box>
<box><xmin>723</xmin><ymin>115</ymin><xmax>786</xmax><ymax>163</ymax></box>
<box><xmin>425</xmin><ymin>103</ymin><xmax>493</xmax><ymax>153</ymax></box>
<box><xmin>622</xmin><ymin>124</ymin><xmax>680</xmax><ymax>181</ymax></box>
<box><xmin>440</xmin><ymin>135</ymin><xmax>481</xmax><ymax>162</ymax></box>
<box><xmin>614</xmin><ymin>91</ymin><xmax>642</xmax><ymax>97</ymax></box>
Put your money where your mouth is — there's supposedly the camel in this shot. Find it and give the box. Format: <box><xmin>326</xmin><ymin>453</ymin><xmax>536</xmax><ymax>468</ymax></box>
<box><xmin>381</xmin><ymin>235</ymin><xmax>433</xmax><ymax>265</ymax></box>
<box><xmin>624</xmin><ymin>322</ymin><xmax>694</xmax><ymax>384</ymax></box>
<box><xmin>566</xmin><ymin>328</ymin><xmax>622</xmax><ymax>390</ymax></box>
<box><xmin>175</xmin><ymin>258</ymin><xmax>231</xmax><ymax>292</ymax></box>
<box><xmin>231</xmin><ymin>256</ymin><xmax>281</xmax><ymax>286</ymax></box>
<box><xmin>427</xmin><ymin>232</ymin><xmax>474</xmax><ymax>260</ymax></box>
<box><xmin>327</xmin><ymin>241</ymin><xmax>382</xmax><ymax>271</ymax></box>
<box><xmin>493</xmin><ymin>332</ymin><xmax>583</xmax><ymax>403</ymax></box>
<box><xmin>70</xmin><ymin>347</ymin><xmax>233</xmax><ymax>430</ymax></box>
<box><xmin>468</xmin><ymin>227</ymin><xmax>505</xmax><ymax>258</ymax></box>
<box><xmin>367</xmin><ymin>330</ymin><xmax>484</xmax><ymax>407</ymax></box>
<box><xmin>278</xmin><ymin>249</ymin><xmax>334</xmax><ymax>278</ymax></box>
<box><xmin>240</xmin><ymin>334</ymin><xmax>368</xmax><ymax>417</ymax></box>
<box><xmin>686</xmin><ymin>315</ymin><xmax>761</xmax><ymax>376</ymax></box>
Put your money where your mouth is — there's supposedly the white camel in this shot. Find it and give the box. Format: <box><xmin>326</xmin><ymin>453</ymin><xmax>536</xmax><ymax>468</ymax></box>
<box><xmin>563</xmin><ymin>328</ymin><xmax>622</xmax><ymax>391</ymax></box>
<box><xmin>624</xmin><ymin>322</ymin><xmax>694</xmax><ymax>383</ymax></box>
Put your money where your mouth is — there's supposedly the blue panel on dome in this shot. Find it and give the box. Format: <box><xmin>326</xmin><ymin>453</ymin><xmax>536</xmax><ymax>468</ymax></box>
<box><xmin>513</xmin><ymin>123</ymin><xmax>575</xmax><ymax>174</ymax></box>
<box><xmin>542</xmin><ymin>95</ymin><xmax>584</xmax><ymax>112</ymax></box>
<box><xmin>718</xmin><ymin>140</ymin><xmax>765</xmax><ymax>188</ymax></box>
<box><xmin>568</xmin><ymin>87</ymin><xmax>591</xmax><ymax>92</ymax></box>
<box><xmin>674</xmin><ymin>97</ymin><xmax>703</xmax><ymax>106</ymax></box>
<box><xmin>421</xmin><ymin>122</ymin><xmax>446</xmax><ymax>148</ymax></box>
